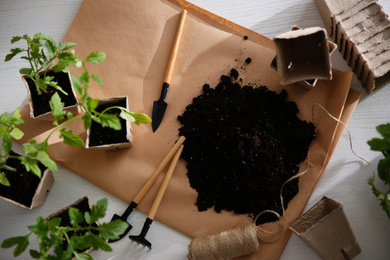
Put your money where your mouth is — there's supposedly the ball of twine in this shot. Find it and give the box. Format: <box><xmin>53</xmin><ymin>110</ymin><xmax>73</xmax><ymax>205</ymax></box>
<box><xmin>187</xmin><ymin>224</ymin><xmax>260</xmax><ymax>260</ymax></box>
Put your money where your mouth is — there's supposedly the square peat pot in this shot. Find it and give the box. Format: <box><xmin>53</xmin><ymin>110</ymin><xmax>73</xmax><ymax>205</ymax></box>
<box><xmin>45</xmin><ymin>196</ymin><xmax>97</xmax><ymax>257</ymax></box>
<box><xmin>289</xmin><ymin>196</ymin><xmax>361</xmax><ymax>260</ymax></box>
<box><xmin>273</xmin><ymin>27</ymin><xmax>333</xmax><ymax>85</ymax></box>
<box><xmin>0</xmin><ymin>151</ymin><xmax>54</xmax><ymax>209</ymax></box>
<box><xmin>85</xmin><ymin>96</ymin><xmax>133</xmax><ymax>150</ymax></box>
<box><xmin>22</xmin><ymin>70</ymin><xmax>80</xmax><ymax>121</ymax></box>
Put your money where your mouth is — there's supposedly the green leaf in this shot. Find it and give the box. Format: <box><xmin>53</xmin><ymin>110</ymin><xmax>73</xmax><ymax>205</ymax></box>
<box><xmin>367</xmin><ymin>138</ymin><xmax>390</xmax><ymax>152</ymax></box>
<box><xmin>82</xmin><ymin>112</ymin><xmax>92</xmax><ymax>130</ymax></box>
<box><xmin>44</xmin><ymin>37</ymin><xmax>57</xmax><ymax>59</ymax></box>
<box><xmin>91</xmin><ymin>74</ymin><xmax>104</xmax><ymax>87</ymax></box>
<box><xmin>80</xmin><ymin>232</ymin><xmax>112</xmax><ymax>252</ymax></box>
<box><xmin>46</xmin><ymin>217</ymin><xmax>61</xmax><ymax>229</ymax></box>
<box><xmin>59</xmin><ymin>128</ymin><xmax>84</xmax><ymax>147</ymax></box>
<box><xmin>119</xmin><ymin>110</ymin><xmax>135</xmax><ymax>123</ymax></box>
<box><xmin>49</xmin><ymin>92</ymin><xmax>66</xmax><ymax>121</ymax></box>
<box><xmin>10</xmin><ymin>127</ymin><xmax>24</xmax><ymax>140</ymax></box>
<box><xmin>87</xmin><ymin>98</ymin><xmax>99</xmax><ymax>112</ymax></box>
<box><xmin>129</xmin><ymin>112</ymin><xmax>152</xmax><ymax>125</ymax></box>
<box><xmin>19</xmin><ymin>156</ymin><xmax>41</xmax><ymax>178</ymax></box>
<box><xmin>0</xmin><ymin>110</ymin><xmax>25</xmax><ymax>127</ymax></box>
<box><xmin>22</xmin><ymin>140</ymin><xmax>49</xmax><ymax>156</ymax></box>
<box><xmin>5</xmin><ymin>48</ymin><xmax>23</xmax><ymax>62</ymax></box>
<box><xmin>10</xmin><ymin>36</ymin><xmax>23</xmax><ymax>44</ymax></box>
<box><xmin>45</xmin><ymin>77</ymin><xmax>68</xmax><ymax>96</ymax></box>
<box><xmin>36</xmin><ymin>150</ymin><xmax>58</xmax><ymax>172</ymax></box>
<box><xmin>0</xmin><ymin>125</ymin><xmax>6</xmax><ymax>140</ymax></box>
<box><xmin>67</xmin><ymin>112</ymin><xmax>74</xmax><ymax>120</ymax></box>
<box><xmin>12</xmin><ymin>107</ymin><xmax>22</xmax><ymax>120</ymax></box>
<box><xmin>28</xmin><ymin>217</ymin><xmax>49</xmax><ymax>238</ymax></box>
<box><xmin>79</xmin><ymin>72</ymin><xmax>90</xmax><ymax>87</ymax></box>
<box><xmin>69</xmin><ymin>207</ymin><xmax>84</xmax><ymax>227</ymax></box>
<box><xmin>19</xmin><ymin>68</ymin><xmax>33</xmax><ymax>75</ymax></box>
<box><xmin>33</xmin><ymin>33</ymin><xmax>50</xmax><ymax>41</ymax></box>
<box><xmin>29</xmin><ymin>249</ymin><xmax>42</xmax><ymax>259</ymax></box>
<box><xmin>377</xmin><ymin>123</ymin><xmax>390</xmax><ymax>139</ymax></box>
<box><xmin>3</xmin><ymin>131</ymin><xmax>12</xmax><ymax>153</ymax></box>
<box><xmin>0</xmin><ymin>172</ymin><xmax>10</xmax><ymax>186</ymax></box>
<box><xmin>98</xmin><ymin>220</ymin><xmax>130</xmax><ymax>240</ymax></box>
<box><xmin>85</xmin><ymin>52</ymin><xmax>106</xmax><ymax>64</ymax></box>
<box><xmin>1</xmin><ymin>234</ymin><xmax>30</xmax><ymax>257</ymax></box>
<box><xmin>85</xmin><ymin>198</ymin><xmax>107</xmax><ymax>225</ymax></box>
<box><xmin>59</xmin><ymin>42</ymin><xmax>77</xmax><ymax>51</ymax></box>
<box><xmin>74</xmin><ymin>252</ymin><xmax>93</xmax><ymax>260</ymax></box>
<box><xmin>99</xmin><ymin>113</ymin><xmax>121</xmax><ymax>130</ymax></box>
<box><xmin>53</xmin><ymin>60</ymin><xmax>72</xmax><ymax>73</ymax></box>
<box><xmin>72</xmin><ymin>75</ymin><xmax>82</xmax><ymax>95</ymax></box>
<box><xmin>378</xmin><ymin>156</ymin><xmax>390</xmax><ymax>185</ymax></box>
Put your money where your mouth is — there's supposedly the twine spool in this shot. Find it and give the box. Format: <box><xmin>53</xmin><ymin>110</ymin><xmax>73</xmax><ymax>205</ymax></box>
<box><xmin>188</xmin><ymin>224</ymin><xmax>260</xmax><ymax>260</ymax></box>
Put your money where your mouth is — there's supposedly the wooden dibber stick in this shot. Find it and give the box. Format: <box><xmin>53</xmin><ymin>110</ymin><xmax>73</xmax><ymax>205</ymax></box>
<box><xmin>108</xmin><ymin>136</ymin><xmax>185</xmax><ymax>242</ymax></box>
<box><xmin>129</xmin><ymin>144</ymin><xmax>184</xmax><ymax>249</ymax></box>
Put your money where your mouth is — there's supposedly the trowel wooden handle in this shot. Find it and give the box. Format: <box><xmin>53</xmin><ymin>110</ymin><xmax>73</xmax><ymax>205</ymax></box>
<box><xmin>147</xmin><ymin>144</ymin><xmax>184</xmax><ymax>220</ymax></box>
<box><xmin>163</xmin><ymin>9</ymin><xmax>187</xmax><ymax>84</ymax></box>
<box><xmin>133</xmin><ymin>136</ymin><xmax>185</xmax><ymax>204</ymax></box>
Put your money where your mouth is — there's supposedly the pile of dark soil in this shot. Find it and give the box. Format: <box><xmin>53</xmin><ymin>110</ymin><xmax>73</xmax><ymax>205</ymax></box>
<box><xmin>178</xmin><ymin>68</ymin><xmax>316</xmax><ymax>224</ymax></box>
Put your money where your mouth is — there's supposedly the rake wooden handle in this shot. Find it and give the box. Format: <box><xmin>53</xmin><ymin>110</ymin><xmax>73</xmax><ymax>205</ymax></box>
<box><xmin>147</xmin><ymin>144</ymin><xmax>184</xmax><ymax>220</ymax></box>
<box><xmin>163</xmin><ymin>9</ymin><xmax>187</xmax><ymax>84</ymax></box>
<box><xmin>133</xmin><ymin>136</ymin><xmax>185</xmax><ymax>204</ymax></box>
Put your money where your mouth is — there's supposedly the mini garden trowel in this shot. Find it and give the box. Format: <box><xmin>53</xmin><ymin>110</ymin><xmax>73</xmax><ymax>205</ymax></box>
<box><xmin>152</xmin><ymin>10</ymin><xmax>187</xmax><ymax>132</ymax></box>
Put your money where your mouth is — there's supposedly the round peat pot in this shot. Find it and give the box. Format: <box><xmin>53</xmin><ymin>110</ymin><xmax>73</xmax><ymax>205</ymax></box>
<box><xmin>289</xmin><ymin>196</ymin><xmax>361</xmax><ymax>260</ymax></box>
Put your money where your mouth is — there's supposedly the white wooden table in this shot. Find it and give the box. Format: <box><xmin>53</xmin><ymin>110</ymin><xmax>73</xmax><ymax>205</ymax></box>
<box><xmin>1</xmin><ymin>0</ymin><xmax>389</xmax><ymax>259</ymax></box>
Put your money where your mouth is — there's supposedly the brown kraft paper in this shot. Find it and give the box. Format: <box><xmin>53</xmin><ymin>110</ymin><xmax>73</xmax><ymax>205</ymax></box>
<box><xmin>16</xmin><ymin>0</ymin><xmax>361</xmax><ymax>259</ymax></box>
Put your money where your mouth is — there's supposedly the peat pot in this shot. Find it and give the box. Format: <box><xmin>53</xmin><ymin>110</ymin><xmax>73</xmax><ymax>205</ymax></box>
<box><xmin>0</xmin><ymin>151</ymin><xmax>54</xmax><ymax>209</ymax></box>
<box><xmin>289</xmin><ymin>196</ymin><xmax>361</xmax><ymax>260</ymax></box>
<box><xmin>22</xmin><ymin>69</ymin><xmax>80</xmax><ymax>121</ymax></box>
<box><xmin>85</xmin><ymin>96</ymin><xmax>133</xmax><ymax>150</ymax></box>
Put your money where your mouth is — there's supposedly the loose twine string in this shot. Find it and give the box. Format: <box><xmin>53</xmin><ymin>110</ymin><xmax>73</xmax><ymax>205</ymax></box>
<box><xmin>187</xmin><ymin>103</ymin><xmax>377</xmax><ymax>260</ymax></box>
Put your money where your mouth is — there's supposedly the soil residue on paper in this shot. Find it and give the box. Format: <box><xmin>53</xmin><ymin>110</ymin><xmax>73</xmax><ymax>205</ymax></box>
<box><xmin>178</xmin><ymin>68</ymin><xmax>316</xmax><ymax>224</ymax></box>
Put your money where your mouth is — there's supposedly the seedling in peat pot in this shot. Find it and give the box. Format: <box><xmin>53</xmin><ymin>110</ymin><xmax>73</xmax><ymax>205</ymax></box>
<box><xmin>1</xmin><ymin>197</ymin><xmax>129</xmax><ymax>259</ymax></box>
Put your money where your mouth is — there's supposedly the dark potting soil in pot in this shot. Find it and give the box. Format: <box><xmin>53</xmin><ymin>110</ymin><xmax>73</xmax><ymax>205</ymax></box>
<box><xmin>88</xmin><ymin>98</ymin><xmax>128</xmax><ymax>147</ymax></box>
<box><xmin>178</xmin><ymin>68</ymin><xmax>316</xmax><ymax>224</ymax></box>
<box><xmin>25</xmin><ymin>70</ymin><xmax>78</xmax><ymax>117</ymax></box>
<box><xmin>0</xmin><ymin>155</ymin><xmax>47</xmax><ymax>207</ymax></box>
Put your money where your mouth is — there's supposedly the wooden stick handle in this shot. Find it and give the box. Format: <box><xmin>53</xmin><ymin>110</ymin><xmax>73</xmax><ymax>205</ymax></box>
<box><xmin>148</xmin><ymin>144</ymin><xmax>184</xmax><ymax>219</ymax></box>
<box><xmin>133</xmin><ymin>136</ymin><xmax>185</xmax><ymax>204</ymax></box>
<box><xmin>163</xmin><ymin>9</ymin><xmax>187</xmax><ymax>84</ymax></box>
